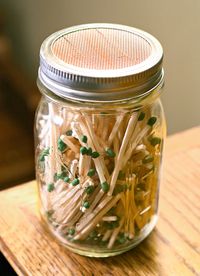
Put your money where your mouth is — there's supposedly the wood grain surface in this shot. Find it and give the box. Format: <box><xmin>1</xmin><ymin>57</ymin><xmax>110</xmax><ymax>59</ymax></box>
<box><xmin>0</xmin><ymin>127</ymin><xmax>200</xmax><ymax>276</ymax></box>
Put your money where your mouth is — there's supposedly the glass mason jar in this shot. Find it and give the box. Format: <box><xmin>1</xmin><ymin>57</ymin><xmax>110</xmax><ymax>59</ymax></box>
<box><xmin>35</xmin><ymin>23</ymin><xmax>166</xmax><ymax>257</ymax></box>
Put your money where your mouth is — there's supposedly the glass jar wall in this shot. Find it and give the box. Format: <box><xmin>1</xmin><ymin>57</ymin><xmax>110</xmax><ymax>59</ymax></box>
<box><xmin>35</xmin><ymin>90</ymin><xmax>166</xmax><ymax>257</ymax></box>
<box><xmin>35</xmin><ymin>23</ymin><xmax>165</xmax><ymax>256</ymax></box>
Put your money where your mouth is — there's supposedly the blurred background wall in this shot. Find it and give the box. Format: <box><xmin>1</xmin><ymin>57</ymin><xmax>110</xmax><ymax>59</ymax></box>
<box><xmin>0</xmin><ymin>0</ymin><xmax>199</xmax><ymax>187</ymax></box>
<box><xmin>1</xmin><ymin>0</ymin><xmax>200</xmax><ymax>133</ymax></box>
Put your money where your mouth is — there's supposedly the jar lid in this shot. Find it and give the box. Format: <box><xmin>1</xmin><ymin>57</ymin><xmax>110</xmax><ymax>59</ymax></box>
<box><xmin>39</xmin><ymin>23</ymin><xmax>163</xmax><ymax>102</ymax></box>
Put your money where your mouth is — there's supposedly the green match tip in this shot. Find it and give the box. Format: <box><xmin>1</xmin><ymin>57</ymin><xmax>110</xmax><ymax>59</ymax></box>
<box><xmin>63</xmin><ymin>176</ymin><xmax>70</xmax><ymax>183</ymax></box>
<box><xmin>101</xmin><ymin>181</ymin><xmax>110</xmax><ymax>192</ymax></box>
<box><xmin>106</xmin><ymin>148</ymin><xmax>116</xmax><ymax>158</ymax></box>
<box><xmin>91</xmin><ymin>151</ymin><xmax>100</xmax><ymax>158</ymax></box>
<box><xmin>83</xmin><ymin>201</ymin><xmax>90</xmax><ymax>209</ymax></box>
<box><xmin>57</xmin><ymin>138</ymin><xmax>67</xmax><ymax>152</ymax></box>
<box><xmin>147</xmin><ymin>116</ymin><xmax>157</xmax><ymax>127</ymax></box>
<box><xmin>80</xmin><ymin>146</ymin><xmax>88</xmax><ymax>155</ymax></box>
<box><xmin>86</xmin><ymin>147</ymin><xmax>93</xmax><ymax>156</ymax></box>
<box><xmin>81</xmin><ymin>135</ymin><xmax>87</xmax><ymax>143</ymax></box>
<box><xmin>138</xmin><ymin>112</ymin><xmax>145</xmax><ymax>121</ymax></box>
<box><xmin>66</xmin><ymin>130</ymin><xmax>73</xmax><ymax>136</ymax></box>
<box><xmin>85</xmin><ymin>185</ymin><xmax>95</xmax><ymax>195</ymax></box>
<box><xmin>68</xmin><ymin>228</ymin><xmax>75</xmax><ymax>235</ymax></box>
<box><xmin>142</xmin><ymin>155</ymin><xmax>154</xmax><ymax>164</ymax></box>
<box><xmin>71</xmin><ymin>178</ymin><xmax>79</xmax><ymax>186</ymax></box>
<box><xmin>150</xmin><ymin>137</ymin><xmax>161</xmax><ymax>146</ymax></box>
<box><xmin>47</xmin><ymin>183</ymin><xmax>54</xmax><ymax>192</ymax></box>
<box><xmin>39</xmin><ymin>148</ymin><xmax>50</xmax><ymax>161</ymax></box>
<box><xmin>87</xmin><ymin>168</ymin><xmax>95</xmax><ymax>177</ymax></box>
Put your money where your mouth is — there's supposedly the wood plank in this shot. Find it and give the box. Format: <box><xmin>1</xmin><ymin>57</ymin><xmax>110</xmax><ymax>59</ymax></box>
<box><xmin>0</xmin><ymin>127</ymin><xmax>200</xmax><ymax>275</ymax></box>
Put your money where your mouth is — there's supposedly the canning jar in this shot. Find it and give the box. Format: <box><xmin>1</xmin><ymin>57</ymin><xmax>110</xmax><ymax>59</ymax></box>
<box><xmin>35</xmin><ymin>23</ymin><xmax>166</xmax><ymax>257</ymax></box>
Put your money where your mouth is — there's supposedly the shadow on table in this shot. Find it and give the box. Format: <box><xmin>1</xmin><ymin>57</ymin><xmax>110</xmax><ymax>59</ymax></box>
<box><xmin>0</xmin><ymin>253</ymin><xmax>17</xmax><ymax>276</ymax></box>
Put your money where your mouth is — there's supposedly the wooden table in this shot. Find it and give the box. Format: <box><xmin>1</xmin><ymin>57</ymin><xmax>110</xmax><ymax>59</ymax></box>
<box><xmin>0</xmin><ymin>127</ymin><xmax>200</xmax><ymax>276</ymax></box>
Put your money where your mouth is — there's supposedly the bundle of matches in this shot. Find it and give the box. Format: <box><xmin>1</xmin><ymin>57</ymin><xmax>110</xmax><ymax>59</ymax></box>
<box><xmin>37</xmin><ymin>105</ymin><xmax>162</xmax><ymax>249</ymax></box>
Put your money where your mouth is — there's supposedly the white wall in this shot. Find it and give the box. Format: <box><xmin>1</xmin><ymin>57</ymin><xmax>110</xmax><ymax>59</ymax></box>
<box><xmin>1</xmin><ymin>0</ymin><xmax>200</xmax><ymax>134</ymax></box>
